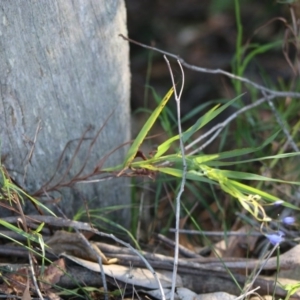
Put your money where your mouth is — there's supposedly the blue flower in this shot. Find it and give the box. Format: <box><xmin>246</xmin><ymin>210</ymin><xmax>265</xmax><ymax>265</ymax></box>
<box><xmin>265</xmin><ymin>231</ymin><xmax>285</xmax><ymax>245</ymax></box>
<box><xmin>273</xmin><ymin>200</ymin><xmax>284</xmax><ymax>206</ymax></box>
<box><xmin>282</xmin><ymin>216</ymin><xmax>295</xmax><ymax>225</ymax></box>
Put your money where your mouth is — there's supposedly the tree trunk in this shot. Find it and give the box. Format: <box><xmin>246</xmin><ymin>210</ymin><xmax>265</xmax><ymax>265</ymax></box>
<box><xmin>0</xmin><ymin>1</ymin><xmax>131</xmax><ymax>226</ymax></box>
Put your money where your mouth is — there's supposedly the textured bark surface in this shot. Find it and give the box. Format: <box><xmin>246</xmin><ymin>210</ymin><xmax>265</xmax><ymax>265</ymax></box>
<box><xmin>0</xmin><ymin>1</ymin><xmax>131</xmax><ymax>225</ymax></box>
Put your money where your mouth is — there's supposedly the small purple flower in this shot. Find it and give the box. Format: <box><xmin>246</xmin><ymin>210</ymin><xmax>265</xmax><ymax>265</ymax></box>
<box><xmin>273</xmin><ymin>200</ymin><xmax>284</xmax><ymax>206</ymax></box>
<box><xmin>265</xmin><ymin>231</ymin><xmax>285</xmax><ymax>245</ymax></box>
<box><xmin>282</xmin><ymin>216</ymin><xmax>295</xmax><ymax>225</ymax></box>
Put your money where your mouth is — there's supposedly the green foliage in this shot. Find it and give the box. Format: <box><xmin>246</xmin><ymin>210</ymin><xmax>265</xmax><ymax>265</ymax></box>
<box><xmin>122</xmin><ymin>87</ymin><xmax>174</xmax><ymax>170</ymax></box>
<box><xmin>282</xmin><ymin>282</ymin><xmax>300</xmax><ymax>300</ymax></box>
<box><xmin>107</xmin><ymin>88</ymin><xmax>300</xmax><ymax>223</ymax></box>
<box><xmin>0</xmin><ymin>165</ymin><xmax>56</xmax><ymax>217</ymax></box>
<box><xmin>154</xmin><ymin>95</ymin><xmax>243</xmax><ymax>158</ymax></box>
<box><xmin>1</xmin><ymin>1</ymin><xmax>300</xmax><ymax>297</ymax></box>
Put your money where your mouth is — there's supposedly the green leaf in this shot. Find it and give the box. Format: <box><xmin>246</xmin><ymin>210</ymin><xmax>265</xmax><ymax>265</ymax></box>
<box><xmin>17</xmin><ymin>188</ymin><xmax>56</xmax><ymax>216</ymax></box>
<box><xmin>34</xmin><ymin>222</ymin><xmax>45</xmax><ymax>234</ymax></box>
<box><xmin>154</xmin><ymin>94</ymin><xmax>243</xmax><ymax>158</ymax></box>
<box><xmin>130</xmin><ymin>154</ymin><xmax>193</xmax><ymax>169</ymax></box>
<box><xmin>193</xmin><ymin>131</ymin><xmax>280</xmax><ymax>165</ymax></box>
<box><xmin>282</xmin><ymin>283</ymin><xmax>300</xmax><ymax>300</ymax></box>
<box><xmin>0</xmin><ymin>220</ymin><xmax>40</xmax><ymax>243</ymax></box>
<box><xmin>219</xmin><ymin>170</ymin><xmax>300</xmax><ymax>185</ymax></box>
<box><xmin>230</xmin><ymin>180</ymin><xmax>299</xmax><ymax>210</ymax></box>
<box><xmin>123</xmin><ymin>87</ymin><xmax>174</xmax><ymax>168</ymax></box>
<box><xmin>204</xmin><ymin>152</ymin><xmax>300</xmax><ymax>167</ymax></box>
<box><xmin>143</xmin><ymin>164</ymin><xmax>214</xmax><ymax>183</ymax></box>
<box><xmin>141</xmin><ymin>164</ymin><xmax>184</xmax><ymax>177</ymax></box>
<box><xmin>240</xmin><ymin>41</ymin><xmax>282</xmax><ymax>76</ymax></box>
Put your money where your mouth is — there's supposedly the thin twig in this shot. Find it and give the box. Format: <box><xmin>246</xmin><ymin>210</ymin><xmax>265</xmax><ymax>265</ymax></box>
<box><xmin>136</xmin><ymin>179</ymin><xmax>146</xmax><ymax>243</ymax></box>
<box><xmin>74</xmin><ymin>229</ymin><xmax>108</xmax><ymax>300</ymax></box>
<box><xmin>242</xmin><ymin>243</ymin><xmax>279</xmax><ymax>297</ymax></box>
<box><xmin>23</xmin><ymin>119</ymin><xmax>41</xmax><ymax>184</ymax></box>
<box><xmin>33</xmin><ymin>111</ymin><xmax>117</xmax><ymax>197</ymax></box>
<box><xmin>94</xmin><ymin>230</ymin><xmax>166</xmax><ymax>300</ymax></box>
<box><xmin>28</xmin><ymin>252</ymin><xmax>44</xmax><ymax>300</ymax></box>
<box><xmin>164</xmin><ymin>55</ymin><xmax>186</xmax><ymax>300</ymax></box>
<box><xmin>71</xmin><ymin>109</ymin><xmax>116</xmax><ymax>180</ymax></box>
<box><xmin>156</xmin><ymin>233</ymin><xmax>202</xmax><ymax>258</ymax></box>
<box><xmin>119</xmin><ymin>34</ymin><xmax>300</xmax><ymax>99</ymax></box>
<box><xmin>234</xmin><ymin>286</ymin><xmax>261</xmax><ymax>300</ymax></box>
<box><xmin>1</xmin><ymin>215</ymin><xmax>95</xmax><ymax>231</ymax></box>
<box><xmin>32</xmin><ymin>126</ymin><xmax>92</xmax><ymax>196</ymax></box>
<box><xmin>263</xmin><ymin>91</ymin><xmax>299</xmax><ymax>152</ymax></box>
<box><xmin>169</xmin><ymin>229</ymin><xmax>263</xmax><ymax>237</ymax></box>
<box><xmin>186</xmin><ymin>94</ymin><xmax>276</xmax><ymax>154</ymax></box>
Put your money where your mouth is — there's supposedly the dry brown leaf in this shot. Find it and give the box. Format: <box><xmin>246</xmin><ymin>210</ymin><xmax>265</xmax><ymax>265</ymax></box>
<box><xmin>0</xmin><ymin>267</ymin><xmax>30</xmax><ymax>295</ymax></box>
<box><xmin>45</xmin><ymin>290</ymin><xmax>62</xmax><ymax>300</ymax></box>
<box><xmin>212</xmin><ymin>225</ymin><xmax>259</xmax><ymax>258</ymax></box>
<box><xmin>40</xmin><ymin>258</ymin><xmax>66</xmax><ymax>291</ymax></box>
<box><xmin>21</xmin><ymin>278</ymin><xmax>31</xmax><ymax>300</ymax></box>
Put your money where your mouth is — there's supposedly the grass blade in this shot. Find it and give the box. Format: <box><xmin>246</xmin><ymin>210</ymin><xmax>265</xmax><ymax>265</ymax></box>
<box><xmin>123</xmin><ymin>87</ymin><xmax>174</xmax><ymax>168</ymax></box>
<box><xmin>155</xmin><ymin>94</ymin><xmax>243</xmax><ymax>158</ymax></box>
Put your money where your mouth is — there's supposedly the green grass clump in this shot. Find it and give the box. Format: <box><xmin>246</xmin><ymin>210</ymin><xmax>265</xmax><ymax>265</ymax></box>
<box><xmin>106</xmin><ymin>88</ymin><xmax>299</xmax><ymax>225</ymax></box>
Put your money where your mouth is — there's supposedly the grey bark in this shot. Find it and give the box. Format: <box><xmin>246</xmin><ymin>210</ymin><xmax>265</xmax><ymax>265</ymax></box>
<box><xmin>0</xmin><ymin>1</ymin><xmax>131</xmax><ymax>226</ymax></box>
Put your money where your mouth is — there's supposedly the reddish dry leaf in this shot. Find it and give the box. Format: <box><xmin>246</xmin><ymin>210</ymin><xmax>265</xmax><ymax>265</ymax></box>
<box><xmin>0</xmin><ymin>267</ymin><xmax>30</xmax><ymax>295</ymax></box>
<box><xmin>40</xmin><ymin>258</ymin><xmax>66</xmax><ymax>291</ymax></box>
<box><xmin>0</xmin><ymin>282</ymin><xmax>14</xmax><ymax>295</ymax></box>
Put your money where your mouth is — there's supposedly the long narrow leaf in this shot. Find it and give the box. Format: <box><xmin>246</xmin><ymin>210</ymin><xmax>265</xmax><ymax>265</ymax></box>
<box><xmin>154</xmin><ymin>94</ymin><xmax>243</xmax><ymax>158</ymax></box>
<box><xmin>183</xmin><ymin>94</ymin><xmax>244</xmax><ymax>143</ymax></box>
<box><xmin>0</xmin><ymin>220</ymin><xmax>41</xmax><ymax>243</ymax></box>
<box><xmin>204</xmin><ymin>152</ymin><xmax>300</xmax><ymax>167</ymax></box>
<box><xmin>123</xmin><ymin>87</ymin><xmax>174</xmax><ymax>168</ymax></box>
<box><xmin>193</xmin><ymin>131</ymin><xmax>280</xmax><ymax>164</ymax></box>
<box><xmin>143</xmin><ymin>164</ymin><xmax>214</xmax><ymax>183</ymax></box>
<box><xmin>230</xmin><ymin>180</ymin><xmax>300</xmax><ymax>210</ymax></box>
<box><xmin>219</xmin><ymin>170</ymin><xmax>300</xmax><ymax>185</ymax></box>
